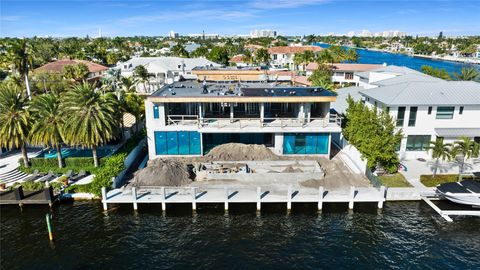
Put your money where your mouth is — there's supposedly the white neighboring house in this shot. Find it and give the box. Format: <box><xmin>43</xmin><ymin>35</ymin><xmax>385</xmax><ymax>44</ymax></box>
<box><xmin>229</xmin><ymin>55</ymin><xmax>249</xmax><ymax>67</ymax></box>
<box><xmin>268</xmin><ymin>46</ymin><xmax>322</xmax><ymax>71</ymax></box>
<box><xmin>306</xmin><ymin>63</ymin><xmax>384</xmax><ymax>86</ymax></box>
<box><xmin>116</xmin><ymin>57</ymin><xmax>221</xmax><ymax>92</ymax></box>
<box><xmin>359</xmin><ymin>81</ymin><xmax>480</xmax><ymax>160</ymax></box>
<box><xmin>355</xmin><ymin>65</ymin><xmax>442</xmax><ymax>89</ymax></box>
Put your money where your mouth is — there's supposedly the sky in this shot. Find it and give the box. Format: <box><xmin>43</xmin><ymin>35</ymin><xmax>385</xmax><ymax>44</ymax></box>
<box><xmin>1</xmin><ymin>0</ymin><xmax>479</xmax><ymax>37</ymax></box>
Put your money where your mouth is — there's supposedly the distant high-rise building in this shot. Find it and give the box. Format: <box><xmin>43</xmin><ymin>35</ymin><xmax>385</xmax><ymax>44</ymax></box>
<box><xmin>169</xmin><ymin>31</ymin><xmax>179</xmax><ymax>38</ymax></box>
<box><xmin>250</xmin><ymin>29</ymin><xmax>277</xmax><ymax>38</ymax></box>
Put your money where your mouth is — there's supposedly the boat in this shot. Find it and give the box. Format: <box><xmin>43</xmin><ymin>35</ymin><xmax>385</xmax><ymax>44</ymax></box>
<box><xmin>436</xmin><ymin>180</ymin><xmax>480</xmax><ymax>207</ymax></box>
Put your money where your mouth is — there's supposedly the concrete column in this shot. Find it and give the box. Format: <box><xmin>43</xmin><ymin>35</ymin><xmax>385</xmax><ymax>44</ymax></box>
<box><xmin>318</xmin><ymin>186</ymin><xmax>324</xmax><ymax>211</ymax></box>
<box><xmin>224</xmin><ymin>187</ymin><xmax>229</xmax><ymax>211</ymax></box>
<box><xmin>198</xmin><ymin>103</ymin><xmax>203</xmax><ymax>121</ymax></box>
<box><xmin>256</xmin><ymin>187</ymin><xmax>261</xmax><ymax>211</ymax></box>
<box><xmin>378</xmin><ymin>186</ymin><xmax>386</xmax><ymax>209</ymax></box>
<box><xmin>298</xmin><ymin>103</ymin><xmax>305</xmax><ymax>121</ymax></box>
<box><xmin>158</xmin><ymin>103</ymin><xmax>166</xmax><ymax>126</ymax></box>
<box><xmin>287</xmin><ymin>185</ymin><xmax>292</xmax><ymax>211</ymax></box>
<box><xmin>349</xmin><ymin>186</ymin><xmax>355</xmax><ymax>210</ymax></box>
<box><xmin>101</xmin><ymin>187</ymin><xmax>107</xmax><ymax>211</ymax></box>
<box><xmin>230</xmin><ymin>103</ymin><xmax>234</xmax><ymax>123</ymax></box>
<box><xmin>274</xmin><ymin>133</ymin><xmax>284</xmax><ymax>155</ymax></box>
<box><xmin>161</xmin><ymin>187</ymin><xmax>166</xmax><ymax>212</ymax></box>
<box><xmin>304</xmin><ymin>103</ymin><xmax>311</xmax><ymax>123</ymax></box>
<box><xmin>192</xmin><ymin>187</ymin><xmax>197</xmax><ymax>211</ymax></box>
<box><xmin>132</xmin><ymin>187</ymin><xmax>138</xmax><ymax>210</ymax></box>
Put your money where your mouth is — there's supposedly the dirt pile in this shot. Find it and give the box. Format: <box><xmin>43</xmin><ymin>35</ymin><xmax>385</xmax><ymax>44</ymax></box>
<box><xmin>282</xmin><ymin>165</ymin><xmax>304</xmax><ymax>173</ymax></box>
<box><xmin>131</xmin><ymin>158</ymin><xmax>191</xmax><ymax>187</ymax></box>
<box><xmin>204</xmin><ymin>143</ymin><xmax>279</xmax><ymax>161</ymax></box>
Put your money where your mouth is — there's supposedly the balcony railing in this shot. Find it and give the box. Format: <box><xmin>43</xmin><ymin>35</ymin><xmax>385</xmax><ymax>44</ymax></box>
<box><xmin>167</xmin><ymin>114</ymin><xmax>343</xmax><ymax>129</ymax></box>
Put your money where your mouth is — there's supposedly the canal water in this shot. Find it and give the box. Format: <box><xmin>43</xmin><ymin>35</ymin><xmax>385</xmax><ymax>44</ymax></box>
<box><xmin>1</xmin><ymin>202</ymin><xmax>479</xmax><ymax>269</ymax></box>
<box><xmin>313</xmin><ymin>43</ymin><xmax>480</xmax><ymax>74</ymax></box>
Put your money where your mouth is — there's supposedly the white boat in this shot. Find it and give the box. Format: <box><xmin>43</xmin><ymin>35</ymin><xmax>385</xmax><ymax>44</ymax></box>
<box><xmin>436</xmin><ymin>180</ymin><xmax>480</xmax><ymax>207</ymax></box>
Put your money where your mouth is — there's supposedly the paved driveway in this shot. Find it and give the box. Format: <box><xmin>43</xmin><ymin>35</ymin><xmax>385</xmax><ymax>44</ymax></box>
<box><xmin>399</xmin><ymin>157</ymin><xmax>480</xmax><ymax>187</ymax></box>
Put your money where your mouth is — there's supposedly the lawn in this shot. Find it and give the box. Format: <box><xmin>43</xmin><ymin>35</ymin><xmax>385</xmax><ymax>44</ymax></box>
<box><xmin>419</xmin><ymin>174</ymin><xmax>480</xmax><ymax>187</ymax></box>
<box><xmin>378</xmin><ymin>173</ymin><xmax>412</xmax><ymax>187</ymax></box>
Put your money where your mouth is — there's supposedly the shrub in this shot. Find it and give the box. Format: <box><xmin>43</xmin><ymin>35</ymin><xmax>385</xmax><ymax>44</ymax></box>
<box><xmin>12</xmin><ymin>181</ymin><xmax>45</xmax><ymax>191</ymax></box>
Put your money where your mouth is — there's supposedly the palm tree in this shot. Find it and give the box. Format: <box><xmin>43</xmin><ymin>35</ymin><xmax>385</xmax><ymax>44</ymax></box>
<box><xmin>61</xmin><ymin>82</ymin><xmax>119</xmax><ymax>167</ymax></box>
<box><xmin>426</xmin><ymin>138</ymin><xmax>451</xmax><ymax>178</ymax></box>
<box><xmin>133</xmin><ymin>65</ymin><xmax>149</xmax><ymax>93</ymax></box>
<box><xmin>345</xmin><ymin>48</ymin><xmax>359</xmax><ymax>62</ymax></box>
<box><xmin>8</xmin><ymin>40</ymin><xmax>34</xmax><ymax>99</ymax></box>
<box><xmin>0</xmin><ymin>83</ymin><xmax>31</xmax><ymax>167</ymax></box>
<box><xmin>125</xmin><ymin>92</ymin><xmax>145</xmax><ymax>133</ymax></box>
<box><xmin>316</xmin><ymin>50</ymin><xmax>334</xmax><ymax>64</ymax></box>
<box><xmin>29</xmin><ymin>94</ymin><xmax>65</xmax><ymax>168</ymax></box>
<box><xmin>453</xmin><ymin>67</ymin><xmax>479</xmax><ymax>81</ymax></box>
<box><xmin>452</xmin><ymin>136</ymin><xmax>480</xmax><ymax>180</ymax></box>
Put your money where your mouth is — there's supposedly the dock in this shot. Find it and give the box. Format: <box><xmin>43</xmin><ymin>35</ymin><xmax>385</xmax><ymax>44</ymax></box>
<box><xmin>101</xmin><ymin>185</ymin><xmax>386</xmax><ymax>212</ymax></box>
<box><xmin>421</xmin><ymin>196</ymin><xmax>480</xmax><ymax>222</ymax></box>
<box><xmin>0</xmin><ymin>186</ymin><xmax>57</xmax><ymax>207</ymax></box>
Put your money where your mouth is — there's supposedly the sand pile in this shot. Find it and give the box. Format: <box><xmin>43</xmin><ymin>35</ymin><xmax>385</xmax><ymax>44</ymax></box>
<box><xmin>204</xmin><ymin>143</ymin><xmax>279</xmax><ymax>161</ymax></box>
<box><xmin>282</xmin><ymin>165</ymin><xmax>303</xmax><ymax>173</ymax></box>
<box><xmin>132</xmin><ymin>158</ymin><xmax>191</xmax><ymax>187</ymax></box>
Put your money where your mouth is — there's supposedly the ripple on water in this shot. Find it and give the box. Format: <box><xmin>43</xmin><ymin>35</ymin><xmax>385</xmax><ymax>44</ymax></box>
<box><xmin>1</xmin><ymin>201</ymin><xmax>479</xmax><ymax>269</ymax></box>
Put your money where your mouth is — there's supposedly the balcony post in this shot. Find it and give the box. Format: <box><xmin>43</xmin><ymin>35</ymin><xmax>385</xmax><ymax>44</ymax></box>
<box><xmin>260</xmin><ymin>102</ymin><xmax>265</xmax><ymax>126</ymax></box>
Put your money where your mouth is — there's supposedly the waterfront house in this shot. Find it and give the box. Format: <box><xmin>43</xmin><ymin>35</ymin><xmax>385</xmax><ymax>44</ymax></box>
<box><xmin>116</xmin><ymin>57</ymin><xmax>221</xmax><ymax>92</ymax></box>
<box><xmin>360</xmin><ymin>80</ymin><xmax>480</xmax><ymax>160</ymax></box>
<box><xmin>144</xmin><ymin>80</ymin><xmax>342</xmax><ymax>159</ymax></box>
<box><xmin>34</xmin><ymin>59</ymin><xmax>108</xmax><ymax>81</ymax></box>
<box><xmin>268</xmin><ymin>46</ymin><xmax>322</xmax><ymax>71</ymax></box>
<box><xmin>306</xmin><ymin>63</ymin><xmax>383</xmax><ymax>86</ymax></box>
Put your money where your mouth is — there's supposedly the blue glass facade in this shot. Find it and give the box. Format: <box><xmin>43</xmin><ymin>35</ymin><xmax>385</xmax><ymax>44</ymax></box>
<box><xmin>154</xmin><ymin>131</ymin><xmax>201</xmax><ymax>155</ymax></box>
<box><xmin>283</xmin><ymin>133</ymin><xmax>329</xmax><ymax>154</ymax></box>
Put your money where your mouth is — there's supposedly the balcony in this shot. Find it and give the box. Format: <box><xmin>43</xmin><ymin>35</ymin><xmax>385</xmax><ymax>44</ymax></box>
<box><xmin>166</xmin><ymin>114</ymin><xmax>342</xmax><ymax>132</ymax></box>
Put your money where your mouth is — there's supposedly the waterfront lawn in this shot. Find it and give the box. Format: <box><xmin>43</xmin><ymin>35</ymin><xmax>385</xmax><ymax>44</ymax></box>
<box><xmin>420</xmin><ymin>174</ymin><xmax>480</xmax><ymax>187</ymax></box>
<box><xmin>378</xmin><ymin>173</ymin><xmax>412</xmax><ymax>187</ymax></box>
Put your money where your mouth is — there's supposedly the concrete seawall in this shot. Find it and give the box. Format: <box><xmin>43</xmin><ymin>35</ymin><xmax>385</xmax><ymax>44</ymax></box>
<box><xmin>386</xmin><ymin>187</ymin><xmax>435</xmax><ymax>201</ymax></box>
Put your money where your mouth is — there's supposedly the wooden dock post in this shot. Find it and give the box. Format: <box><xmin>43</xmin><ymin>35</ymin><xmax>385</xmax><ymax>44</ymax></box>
<box><xmin>318</xmin><ymin>186</ymin><xmax>324</xmax><ymax>211</ymax></box>
<box><xmin>101</xmin><ymin>187</ymin><xmax>107</xmax><ymax>211</ymax></box>
<box><xmin>45</xmin><ymin>213</ymin><xmax>54</xmax><ymax>241</ymax></box>
<box><xmin>132</xmin><ymin>187</ymin><xmax>138</xmax><ymax>210</ymax></box>
<box><xmin>256</xmin><ymin>187</ymin><xmax>261</xmax><ymax>212</ymax></box>
<box><xmin>224</xmin><ymin>187</ymin><xmax>229</xmax><ymax>212</ymax></box>
<box><xmin>348</xmin><ymin>186</ymin><xmax>355</xmax><ymax>210</ymax></box>
<box><xmin>161</xmin><ymin>187</ymin><xmax>166</xmax><ymax>212</ymax></box>
<box><xmin>192</xmin><ymin>187</ymin><xmax>197</xmax><ymax>211</ymax></box>
<box><xmin>378</xmin><ymin>186</ymin><xmax>385</xmax><ymax>209</ymax></box>
<box><xmin>287</xmin><ymin>185</ymin><xmax>292</xmax><ymax>211</ymax></box>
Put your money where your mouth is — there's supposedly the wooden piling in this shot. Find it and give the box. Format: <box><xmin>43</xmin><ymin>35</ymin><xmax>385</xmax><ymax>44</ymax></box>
<box><xmin>378</xmin><ymin>186</ymin><xmax>385</xmax><ymax>209</ymax></box>
<box><xmin>349</xmin><ymin>186</ymin><xmax>355</xmax><ymax>210</ymax></box>
<box><xmin>132</xmin><ymin>187</ymin><xmax>138</xmax><ymax>210</ymax></box>
<box><xmin>192</xmin><ymin>187</ymin><xmax>197</xmax><ymax>211</ymax></box>
<box><xmin>224</xmin><ymin>187</ymin><xmax>229</xmax><ymax>212</ymax></box>
<box><xmin>45</xmin><ymin>213</ymin><xmax>53</xmax><ymax>241</ymax></box>
<box><xmin>256</xmin><ymin>187</ymin><xmax>261</xmax><ymax>212</ymax></box>
<box><xmin>318</xmin><ymin>186</ymin><xmax>324</xmax><ymax>211</ymax></box>
<box><xmin>161</xmin><ymin>187</ymin><xmax>166</xmax><ymax>212</ymax></box>
<box><xmin>101</xmin><ymin>187</ymin><xmax>107</xmax><ymax>211</ymax></box>
<box><xmin>287</xmin><ymin>185</ymin><xmax>292</xmax><ymax>211</ymax></box>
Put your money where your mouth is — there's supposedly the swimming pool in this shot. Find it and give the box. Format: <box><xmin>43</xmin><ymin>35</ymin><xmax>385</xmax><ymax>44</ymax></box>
<box><xmin>39</xmin><ymin>148</ymin><xmax>115</xmax><ymax>159</ymax></box>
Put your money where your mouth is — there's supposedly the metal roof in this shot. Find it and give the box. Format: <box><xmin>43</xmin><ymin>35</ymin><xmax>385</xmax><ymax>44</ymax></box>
<box><xmin>435</xmin><ymin>128</ymin><xmax>480</xmax><ymax>137</ymax></box>
<box><xmin>359</xmin><ymin>81</ymin><xmax>480</xmax><ymax>106</ymax></box>
<box><xmin>331</xmin><ymin>86</ymin><xmax>364</xmax><ymax>114</ymax></box>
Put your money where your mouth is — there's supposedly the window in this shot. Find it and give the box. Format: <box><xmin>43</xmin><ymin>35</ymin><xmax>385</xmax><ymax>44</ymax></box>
<box><xmin>283</xmin><ymin>133</ymin><xmax>329</xmax><ymax>154</ymax></box>
<box><xmin>153</xmin><ymin>105</ymin><xmax>159</xmax><ymax>119</ymax></box>
<box><xmin>396</xmin><ymin>107</ymin><xmax>406</xmax><ymax>127</ymax></box>
<box><xmin>154</xmin><ymin>131</ymin><xmax>201</xmax><ymax>155</ymax></box>
<box><xmin>406</xmin><ymin>135</ymin><xmax>431</xmax><ymax>151</ymax></box>
<box><xmin>436</xmin><ymin>106</ymin><xmax>454</xmax><ymax>119</ymax></box>
<box><xmin>408</xmin><ymin>107</ymin><xmax>417</xmax><ymax>127</ymax></box>
<box><xmin>459</xmin><ymin>106</ymin><xmax>464</xmax><ymax>115</ymax></box>
<box><xmin>345</xmin><ymin>72</ymin><xmax>354</xmax><ymax>80</ymax></box>
<box><xmin>428</xmin><ymin>106</ymin><xmax>432</xmax><ymax>115</ymax></box>
<box><xmin>273</xmin><ymin>54</ymin><xmax>277</xmax><ymax>60</ymax></box>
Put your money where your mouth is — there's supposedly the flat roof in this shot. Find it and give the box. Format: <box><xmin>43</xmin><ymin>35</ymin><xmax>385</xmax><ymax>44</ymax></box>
<box><xmin>148</xmin><ymin>81</ymin><xmax>336</xmax><ymax>103</ymax></box>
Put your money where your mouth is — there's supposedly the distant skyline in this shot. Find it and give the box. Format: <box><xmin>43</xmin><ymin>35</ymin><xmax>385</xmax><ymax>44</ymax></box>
<box><xmin>1</xmin><ymin>0</ymin><xmax>479</xmax><ymax>37</ymax></box>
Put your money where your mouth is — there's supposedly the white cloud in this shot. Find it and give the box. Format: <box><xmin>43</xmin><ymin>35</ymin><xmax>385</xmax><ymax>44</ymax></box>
<box><xmin>1</xmin><ymin>15</ymin><xmax>24</xmax><ymax>22</ymax></box>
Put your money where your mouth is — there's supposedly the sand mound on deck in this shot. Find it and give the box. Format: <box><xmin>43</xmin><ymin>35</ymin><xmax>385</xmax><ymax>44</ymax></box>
<box><xmin>132</xmin><ymin>158</ymin><xmax>191</xmax><ymax>187</ymax></box>
<box><xmin>204</xmin><ymin>143</ymin><xmax>279</xmax><ymax>161</ymax></box>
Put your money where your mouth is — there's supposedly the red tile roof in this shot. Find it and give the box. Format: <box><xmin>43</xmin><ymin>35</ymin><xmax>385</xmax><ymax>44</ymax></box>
<box><xmin>34</xmin><ymin>60</ymin><xmax>108</xmax><ymax>73</ymax></box>
<box><xmin>306</xmin><ymin>63</ymin><xmax>383</xmax><ymax>72</ymax></box>
<box><xmin>229</xmin><ymin>55</ymin><xmax>247</xmax><ymax>63</ymax></box>
<box><xmin>291</xmin><ymin>76</ymin><xmax>312</xmax><ymax>86</ymax></box>
<box><xmin>268</xmin><ymin>46</ymin><xmax>323</xmax><ymax>54</ymax></box>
